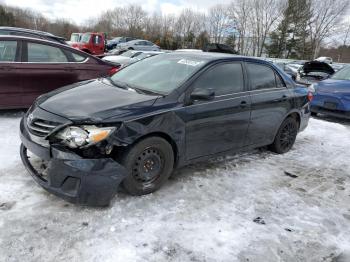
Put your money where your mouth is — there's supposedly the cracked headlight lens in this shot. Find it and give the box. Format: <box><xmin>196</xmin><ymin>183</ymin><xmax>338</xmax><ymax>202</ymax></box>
<box><xmin>56</xmin><ymin>126</ymin><xmax>114</xmax><ymax>148</ymax></box>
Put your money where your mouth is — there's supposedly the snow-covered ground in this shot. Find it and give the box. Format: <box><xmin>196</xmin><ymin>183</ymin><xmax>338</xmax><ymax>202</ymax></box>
<box><xmin>0</xmin><ymin>111</ymin><xmax>350</xmax><ymax>262</ymax></box>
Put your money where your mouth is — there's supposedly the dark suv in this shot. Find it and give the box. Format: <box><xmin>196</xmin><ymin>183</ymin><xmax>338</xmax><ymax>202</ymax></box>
<box><xmin>20</xmin><ymin>52</ymin><xmax>311</xmax><ymax>206</ymax></box>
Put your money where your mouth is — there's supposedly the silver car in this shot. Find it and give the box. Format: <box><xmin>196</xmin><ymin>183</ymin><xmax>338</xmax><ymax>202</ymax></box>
<box><xmin>102</xmin><ymin>50</ymin><xmax>164</xmax><ymax>67</ymax></box>
<box><xmin>117</xmin><ymin>39</ymin><xmax>160</xmax><ymax>51</ymax></box>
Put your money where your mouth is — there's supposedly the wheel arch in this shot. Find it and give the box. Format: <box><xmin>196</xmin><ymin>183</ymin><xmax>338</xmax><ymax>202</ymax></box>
<box><xmin>285</xmin><ymin>111</ymin><xmax>301</xmax><ymax>129</ymax></box>
<box><xmin>271</xmin><ymin>110</ymin><xmax>301</xmax><ymax>142</ymax></box>
<box><xmin>130</xmin><ymin>132</ymin><xmax>179</xmax><ymax>167</ymax></box>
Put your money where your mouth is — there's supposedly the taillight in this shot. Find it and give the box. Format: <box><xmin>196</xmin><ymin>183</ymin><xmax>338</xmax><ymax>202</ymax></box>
<box><xmin>307</xmin><ymin>91</ymin><xmax>313</xmax><ymax>102</ymax></box>
<box><xmin>109</xmin><ymin>67</ymin><xmax>120</xmax><ymax>75</ymax></box>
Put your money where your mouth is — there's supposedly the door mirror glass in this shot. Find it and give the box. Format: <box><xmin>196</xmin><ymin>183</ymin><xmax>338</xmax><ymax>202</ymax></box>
<box><xmin>190</xmin><ymin>88</ymin><xmax>215</xmax><ymax>101</ymax></box>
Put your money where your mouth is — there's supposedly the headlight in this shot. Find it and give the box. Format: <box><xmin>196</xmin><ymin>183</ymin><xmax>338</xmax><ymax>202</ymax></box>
<box><xmin>56</xmin><ymin>125</ymin><xmax>115</xmax><ymax>148</ymax></box>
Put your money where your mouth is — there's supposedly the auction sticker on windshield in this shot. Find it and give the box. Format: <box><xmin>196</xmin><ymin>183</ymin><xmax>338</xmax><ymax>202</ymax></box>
<box><xmin>177</xmin><ymin>59</ymin><xmax>204</xmax><ymax>66</ymax></box>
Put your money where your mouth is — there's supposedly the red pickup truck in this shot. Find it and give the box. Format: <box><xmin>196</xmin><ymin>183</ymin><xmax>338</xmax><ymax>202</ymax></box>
<box><xmin>70</xmin><ymin>32</ymin><xmax>106</xmax><ymax>55</ymax></box>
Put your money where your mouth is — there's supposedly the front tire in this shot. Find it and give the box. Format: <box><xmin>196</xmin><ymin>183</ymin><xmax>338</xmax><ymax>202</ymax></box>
<box><xmin>120</xmin><ymin>137</ymin><xmax>174</xmax><ymax>195</ymax></box>
<box><xmin>269</xmin><ymin>117</ymin><xmax>298</xmax><ymax>154</ymax></box>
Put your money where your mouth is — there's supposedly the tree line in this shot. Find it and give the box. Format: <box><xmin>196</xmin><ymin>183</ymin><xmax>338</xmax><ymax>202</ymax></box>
<box><xmin>0</xmin><ymin>0</ymin><xmax>349</xmax><ymax>61</ymax></box>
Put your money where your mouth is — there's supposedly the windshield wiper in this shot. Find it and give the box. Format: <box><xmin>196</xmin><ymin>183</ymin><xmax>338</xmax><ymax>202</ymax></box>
<box><xmin>135</xmin><ymin>88</ymin><xmax>164</xmax><ymax>96</ymax></box>
<box><xmin>109</xmin><ymin>77</ymin><xmax>164</xmax><ymax>96</ymax></box>
<box><xmin>107</xmin><ymin>78</ymin><xmax>164</xmax><ymax>96</ymax></box>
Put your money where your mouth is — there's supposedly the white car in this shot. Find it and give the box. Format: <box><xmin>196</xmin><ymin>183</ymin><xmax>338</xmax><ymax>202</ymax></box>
<box><xmin>103</xmin><ymin>50</ymin><xmax>164</xmax><ymax>66</ymax></box>
<box><xmin>175</xmin><ymin>49</ymin><xmax>203</xmax><ymax>52</ymax></box>
<box><xmin>117</xmin><ymin>39</ymin><xmax>160</xmax><ymax>51</ymax></box>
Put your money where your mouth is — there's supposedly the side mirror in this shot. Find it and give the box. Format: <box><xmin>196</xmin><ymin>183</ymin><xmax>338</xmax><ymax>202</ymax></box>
<box><xmin>190</xmin><ymin>88</ymin><xmax>215</xmax><ymax>101</ymax></box>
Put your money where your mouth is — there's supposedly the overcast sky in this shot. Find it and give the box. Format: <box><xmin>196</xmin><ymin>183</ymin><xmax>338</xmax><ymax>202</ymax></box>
<box><xmin>0</xmin><ymin>0</ymin><xmax>232</xmax><ymax>25</ymax></box>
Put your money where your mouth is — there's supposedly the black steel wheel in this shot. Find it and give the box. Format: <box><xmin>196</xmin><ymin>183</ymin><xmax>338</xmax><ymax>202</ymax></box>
<box><xmin>120</xmin><ymin>137</ymin><xmax>174</xmax><ymax>195</ymax></box>
<box><xmin>269</xmin><ymin>117</ymin><xmax>298</xmax><ymax>154</ymax></box>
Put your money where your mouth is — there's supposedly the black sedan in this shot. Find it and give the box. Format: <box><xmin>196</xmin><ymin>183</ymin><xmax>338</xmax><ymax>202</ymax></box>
<box><xmin>20</xmin><ymin>52</ymin><xmax>311</xmax><ymax>206</ymax></box>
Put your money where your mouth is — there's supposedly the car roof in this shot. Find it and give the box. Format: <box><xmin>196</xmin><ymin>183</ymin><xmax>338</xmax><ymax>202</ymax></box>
<box><xmin>129</xmin><ymin>39</ymin><xmax>150</xmax><ymax>43</ymax></box>
<box><xmin>0</xmin><ymin>26</ymin><xmax>65</xmax><ymax>41</ymax></box>
<box><xmin>159</xmin><ymin>52</ymin><xmax>284</xmax><ymax>69</ymax></box>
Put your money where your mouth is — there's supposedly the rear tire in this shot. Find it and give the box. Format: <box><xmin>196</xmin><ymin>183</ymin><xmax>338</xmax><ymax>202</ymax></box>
<box><xmin>269</xmin><ymin>117</ymin><xmax>298</xmax><ymax>154</ymax></box>
<box><xmin>120</xmin><ymin>137</ymin><xmax>174</xmax><ymax>195</ymax></box>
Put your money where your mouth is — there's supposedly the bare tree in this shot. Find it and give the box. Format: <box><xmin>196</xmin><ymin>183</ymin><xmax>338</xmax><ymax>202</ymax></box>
<box><xmin>309</xmin><ymin>0</ymin><xmax>350</xmax><ymax>58</ymax></box>
<box><xmin>123</xmin><ymin>5</ymin><xmax>147</xmax><ymax>38</ymax></box>
<box><xmin>249</xmin><ymin>0</ymin><xmax>287</xmax><ymax>56</ymax></box>
<box><xmin>228</xmin><ymin>0</ymin><xmax>253</xmax><ymax>55</ymax></box>
<box><xmin>208</xmin><ymin>4</ymin><xmax>230</xmax><ymax>43</ymax></box>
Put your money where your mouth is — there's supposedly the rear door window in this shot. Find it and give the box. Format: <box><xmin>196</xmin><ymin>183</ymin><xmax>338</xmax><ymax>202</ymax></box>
<box><xmin>0</xmin><ymin>40</ymin><xmax>17</xmax><ymax>62</ymax></box>
<box><xmin>27</xmin><ymin>42</ymin><xmax>68</xmax><ymax>62</ymax></box>
<box><xmin>246</xmin><ymin>63</ymin><xmax>278</xmax><ymax>90</ymax></box>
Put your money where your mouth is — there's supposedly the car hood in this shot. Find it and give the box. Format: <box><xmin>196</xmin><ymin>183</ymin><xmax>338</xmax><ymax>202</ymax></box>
<box><xmin>316</xmin><ymin>79</ymin><xmax>350</xmax><ymax>94</ymax></box>
<box><xmin>302</xmin><ymin>61</ymin><xmax>335</xmax><ymax>75</ymax></box>
<box><xmin>37</xmin><ymin>79</ymin><xmax>159</xmax><ymax>121</ymax></box>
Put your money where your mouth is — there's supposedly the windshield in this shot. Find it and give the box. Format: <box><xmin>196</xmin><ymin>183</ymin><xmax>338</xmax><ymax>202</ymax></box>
<box><xmin>110</xmin><ymin>54</ymin><xmax>206</xmax><ymax>95</ymax></box>
<box><xmin>331</xmin><ymin>66</ymin><xmax>350</xmax><ymax>80</ymax></box>
<box><xmin>81</xmin><ymin>33</ymin><xmax>91</xmax><ymax>43</ymax></box>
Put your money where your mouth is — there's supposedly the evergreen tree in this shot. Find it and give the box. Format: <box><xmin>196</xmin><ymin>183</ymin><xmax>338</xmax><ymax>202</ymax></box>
<box><xmin>266</xmin><ymin>0</ymin><xmax>312</xmax><ymax>59</ymax></box>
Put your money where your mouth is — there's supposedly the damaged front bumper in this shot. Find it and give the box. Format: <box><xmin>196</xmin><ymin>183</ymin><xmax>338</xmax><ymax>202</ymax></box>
<box><xmin>19</xmin><ymin>117</ymin><xmax>127</xmax><ymax>206</ymax></box>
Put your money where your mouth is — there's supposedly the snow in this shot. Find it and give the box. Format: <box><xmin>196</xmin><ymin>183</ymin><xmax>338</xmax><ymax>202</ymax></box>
<box><xmin>0</xmin><ymin>111</ymin><xmax>350</xmax><ymax>262</ymax></box>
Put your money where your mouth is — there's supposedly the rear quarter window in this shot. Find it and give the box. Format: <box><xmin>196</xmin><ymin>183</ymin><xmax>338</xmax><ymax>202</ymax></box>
<box><xmin>71</xmin><ymin>52</ymin><xmax>87</xmax><ymax>62</ymax></box>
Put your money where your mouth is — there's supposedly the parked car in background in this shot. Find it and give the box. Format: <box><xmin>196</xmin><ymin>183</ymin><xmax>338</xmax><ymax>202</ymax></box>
<box><xmin>204</xmin><ymin>43</ymin><xmax>238</xmax><ymax>54</ymax></box>
<box><xmin>175</xmin><ymin>49</ymin><xmax>203</xmax><ymax>52</ymax></box>
<box><xmin>19</xmin><ymin>52</ymin><xmax>310</xmax><ymax>206</ymax></box>
<box><xmin>0</xmin><ymin>26</ymin><xmax>66</xmax><ymax>45</ymax></box>
<box><xmin>310</xmin><ymin>65</ymin><xmax>350</xmax><ymax>119</ymax></box>
<box><xmin>0</xmin><ymin>36</ymin><xmax>119</xmax><ymax>109</ymax></box>
<box><xmin>315</xmin><ymin>56</ymin><xmax>333</xmax><ymax>64</ymax></box>
<box><xmin>273</xmin><ymin>61</ymin><xmax>305</xmax><ymax>80</ymax></box>
<box><xmin>295</xmin><ymin>61</ymin><xmax>335</xmax><ymax>86</ymax></box>
<box><xmin>117</xmin><ymin>39</ymin><xmax>160</xmax><ymax>51</ymax></box>
<box><xmin>331</xmin><ymin>63</ymin><xmax>346</xmax><ymax>72</ymax></box>
<box><xmin>106</xmin><ymin>36</ymin><xmax>136</xmax><ymax>50</ymax></box>
<box><xmin>67</xmin><ymin>33</ymin><xmax>82</xmax><ymax>46</ymax></box>
<box><xmin>102</xmin><ymin>50</ymin><xmax>164</xmax><ymax>66</ymax></box>
<box><xmin>71</xmin><ymin>32</ymin><xmax>107</xmax><ymax>55</ymax></box>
